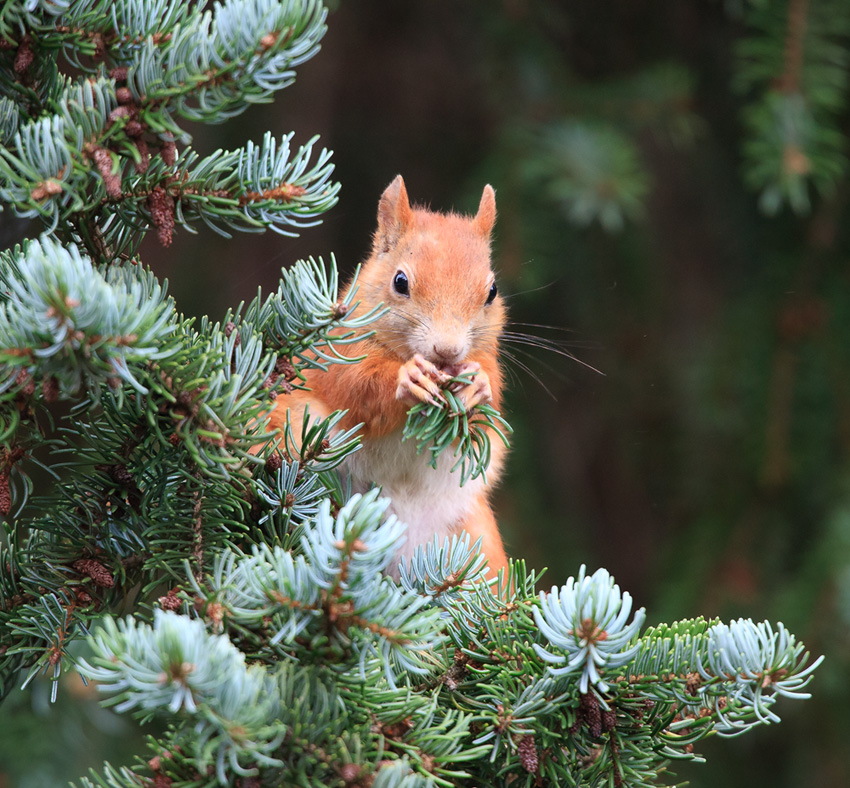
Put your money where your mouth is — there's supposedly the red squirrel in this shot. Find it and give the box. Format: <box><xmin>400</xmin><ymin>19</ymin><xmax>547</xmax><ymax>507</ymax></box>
<box><xmin>269</xmin><ymin>175</ymin><xmax>508</xmax><ymax>577</ymax></box>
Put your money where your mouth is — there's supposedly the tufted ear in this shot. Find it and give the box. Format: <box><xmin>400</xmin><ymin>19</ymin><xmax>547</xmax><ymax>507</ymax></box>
<box><xmin>374</xmin><ymin>175</ymin><xmax>413</xmax><ymax>253</ymax></box>
<box><xmin>474</xmin><ymin>184</ymin><xmax>496</xmax><ymax>237</ymax></box>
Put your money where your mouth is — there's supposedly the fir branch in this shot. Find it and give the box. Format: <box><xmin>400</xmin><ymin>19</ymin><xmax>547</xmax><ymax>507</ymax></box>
<box><xmin>4</xmin><ymin>0</ymin><xmax>326</xmax><ymax>126</ymax></box>
<box><xmin>276</xmin><ymin>406</ymin><xmax>363</xmax><ymax>475</ymax></box>
<box><xmin>0</xmin><ymin>237</ymin><xmax>178</xmax><ymax>395</ymax></box>
<box><xmin>534</xmin><ymin>565</ymin><xmax>646</xmax><ymax>694</ymax></box>
<box><xmin>125</xmin><ymin>0</ymin><xmax>327</xmax><ymax>124</ymax></box>
<box><xmin>243</xmin><ymin>256</ymin><xmax>385</xmax><ymax>370</ymax></box>
<box><xmin>5</xmin><ymin>592</ymin><xmax>91</xmax><ymax>702</ymax></box>
<box><xmin>398</xmin><ymin>531</ymin><xmax>490</xmax><ymax>603</ymax></box>
<box><xmin>736</xmin><ymin>0</ymin><xmax>850</xmax><ymax>213</ymax></box>
<box><xmin>402</xmin><ymin>369</ymin><xmax>512</xmax><ymax>487</ymax></box>
<box><xmin>527</xmin><ymin>120</ymin><xmax>650</xmax><ymax>232</ymax></box>
<box><xmin>252</xmin><ymin>455</ymin><xmax>328</xmax><ymax>536</ymax></box>
<box><xmin>1</xmin><ymin>5</ymin><xmax>334</xmax><ymax>254</ymax></box>
<box><xmin>136</xmin><ymin>319</ymin><xmax>276</xmax><ymax>477</ymax></box>
<box><xmin>67</xmin><ymin>134</ymin><xmax>340</xmax><ymax>249</ymax></box>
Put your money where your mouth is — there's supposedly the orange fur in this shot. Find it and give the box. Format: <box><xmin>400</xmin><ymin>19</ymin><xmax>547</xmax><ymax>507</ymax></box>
<box><xmin>272</xmin><ymin>176</ymin><xmax>509</xmax><ymax>578</ymax></box>
<box><xmin>457</xmin><ymin>495</ymin><xmax>509</xmax><ymax>578</ymax></box>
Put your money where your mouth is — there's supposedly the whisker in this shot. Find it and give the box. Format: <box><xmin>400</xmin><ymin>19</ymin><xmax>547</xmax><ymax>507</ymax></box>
<box><xmin>501</xmin><ymin>331</ymin><xmax>601</xmax><ymax>352</ymax></box>
<box><xmin>502</xmin><ymin>342</ymin><xmax>567</xmax><ymax>381</ymax></box>
<box><xmin>499</xmin><ymin>347</ymin><xmax>558</xmax><ymax>400</ymax></box>
<box><xmin>498</xmin><ymin>321</ymin><xmax>606</xmax><ymax>376</ymax></box>
<box><xmin>507</xmin><ymin>321</ymin><xmax>590</xmax><ymax>337</ymax></box>
<box><xmin>507</xmin><ymin>338</ymin><xmax>605</xmax><ymax>377</ymax></box>
<box><xmin>500</xmin><ymin>281</ymin><xmax>558</xmax><ymax>299</ymax></box>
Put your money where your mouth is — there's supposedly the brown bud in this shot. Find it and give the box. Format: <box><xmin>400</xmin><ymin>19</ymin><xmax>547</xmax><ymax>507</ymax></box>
<box><xmin>42</xmin><ymin>376</ymin><xmax>59</xmax><ymax>403</ymax></box>
<box><xmin>783</xmin><ymin>144</ymin><xmax>811</xmax><ymax>176</ymax></box>
<box><xmin>340</xmin><ymin>763</ymin><xmax>362</xmax><ymax>784</ymax></box>
<box><xmin>16</xmin><ymin>369</ymin><xmax>35</xmax><ymax>397</ymax></box>
<box><xmin>73</xmin><ymin>558</ymin><xmax>115</xmax><ymax>588</ymax></box>
<box><xmin>0</xmin><ymin>471</ymin><xmax>11</xmax><ymax>516</ymax></box>
<box><xmin>206</xmin><ymin>602</ymin><xmax>224</xmax><ymax>624</ymax></box>
<box><xmin>110</xmin><ymin>66</ymin><xmax>129</xmax><ymax>82</ymax></box>
<box><xmin>134</xmin><ymin>138</ymin><xmax>150</xmax><ymax>173</ymax></box>
<box><xmin>685</xmin><ymin>672</ymin><xmax>701</xmax><ymax>696</ymax></box>
<box><xmin>92</xmin><ymin>146</ymin><xmax>122</xmax><ymax>198</ymax></box>
<box><xmin>109</xmin><ymin>464</ymin><xmax>135</xmax><ymax>487</ymax></box>
<box><xmin>161</xmin><ymin>140</ymin><xmax>177</xmax><ymax>167</ymax></box>
<box><xmin>148</xmin><ymin>186</ymin><xmax>176</xmax><ymax>246</ymax></box>
<box><xmin>443</xmin><ymin>658</ymin><xmax>467</xmax><ymax>690</ymax></box>
<box><xmin>158</xmin><ymin>589</ymin><xmax>182</xmax><ymax>611</ymax></box>
<box><xmin>92</xmin><ymin>33</ymin><xmax>105</xmax><ymax>60</ymax></box>
<box><xmin>517</xmin><ymin>735</ymin><xmax>539</xmax><ymax>774</ymax></box>
<box><xmin>14</xmin><ymin>35</ymin><xmax>33</xmax><ymax>75</ymax></box>
<box><xmin>30</xmin><ymin>179</ymin><xmax>63</xmax><ymax>202</ymax></box>
<box><xmin>108</xmin><ymin>105</ymin><xmax>132</xmax><ymax>123</ymax></box>
<box><xmin>116</xmin><ymin>86</ymin><xmax>133</xmax><ymax>104</ymax></box>
<box><xmin>381</xmin><ymin>718</ymin><xmax>413</xmax><ymax>739</ymax></box>
<box><xmin>259</xmin><ymin>32</ymin><xmax>278</xmax><ymax>50</ymax></box>
<box><xmin>73</xmin><ymin>586</ymin><xmax>93</xmax><ymax>605</ymax></box>
<box><xmin>275</xmin><ymin>357</ymin><xmax>297</xmax><ymax>380</ymax></box>
<box><xmin>580</xmin><ymin>692</ymin><xmax>602</xmax><ymax>738</ymax></box>
<box><xmin>265</xmin><ymin>453</ymin><xmax>283</xmax><ymax>473</ymax></box>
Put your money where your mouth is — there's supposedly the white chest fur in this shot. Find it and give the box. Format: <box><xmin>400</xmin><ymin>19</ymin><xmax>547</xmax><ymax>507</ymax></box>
<box><xmin>343</xmin><ymin>430</ymin><xmax>486</xmax><ymax>575</ymax></box>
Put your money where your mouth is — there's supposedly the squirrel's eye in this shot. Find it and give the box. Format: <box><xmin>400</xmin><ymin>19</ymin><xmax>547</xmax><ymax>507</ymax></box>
<box><xmin>393</xmin><ymin>270</ymin><xmax>410</xmax><ymax>296</ymax></box>
<box><xmin>485</xmin><ymin>281</ymin><xmax>498</xmax><ymax>305</ymax></box>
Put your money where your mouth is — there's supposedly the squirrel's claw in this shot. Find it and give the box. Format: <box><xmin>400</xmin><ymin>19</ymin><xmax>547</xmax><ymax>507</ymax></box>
<box><xmin>397</xmin><ymin>353</ymin><xmax>447</xmax><ymax>406</ymax></box>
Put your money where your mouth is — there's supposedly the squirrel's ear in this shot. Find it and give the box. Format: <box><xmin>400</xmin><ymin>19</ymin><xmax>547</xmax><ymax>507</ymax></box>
<box><xmin>375</xmin><ymin>175</ymin><xmax>413</xmax><ymax>253</ymax></box>
<box><xmin>474</xmin><ymin>184</ymin><xmax>496</xmax><ymax>237</ymax></box>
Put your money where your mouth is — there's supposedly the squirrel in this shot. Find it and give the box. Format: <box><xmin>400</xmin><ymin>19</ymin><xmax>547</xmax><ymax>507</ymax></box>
<box><xmin>268</xmin><ymin>175</ymin><xmax>508</xmax><ymax>578</ymax></box>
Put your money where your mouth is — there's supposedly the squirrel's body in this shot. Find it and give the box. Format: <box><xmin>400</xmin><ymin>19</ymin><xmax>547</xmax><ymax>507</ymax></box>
<box><xmin>270</xmin><ymin>176</ymin><xmax>508</xmax><ymax>577</ymax></box>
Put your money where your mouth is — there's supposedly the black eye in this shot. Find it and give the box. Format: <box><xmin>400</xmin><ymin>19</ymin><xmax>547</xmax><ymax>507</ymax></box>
<box><xmin>393</xmin><ymin>270</ymin><xmax>410</xmax><ymax>296</ymax></box>
<box><xmin>485</xmin><ymin>281</ymin><xmax>498</xmax><ymax>305</ymax></box>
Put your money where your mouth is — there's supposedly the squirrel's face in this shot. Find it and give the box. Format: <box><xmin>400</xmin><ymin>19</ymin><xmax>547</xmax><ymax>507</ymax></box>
<box><xmin>360</xmin><ymin>176</ymin><xmax>505</xmax><ymax>368</ymax></box>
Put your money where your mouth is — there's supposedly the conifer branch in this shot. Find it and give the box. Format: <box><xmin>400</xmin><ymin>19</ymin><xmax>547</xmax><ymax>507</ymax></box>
<box><xmin>402</xmin><ymin>369</ymin><xmax>512</xmax><ymax>487</ymax></box>
<box><xmin>736</xmin><ymin>0</ymin><xmax>850</xmax><ymax>214</ymax></box>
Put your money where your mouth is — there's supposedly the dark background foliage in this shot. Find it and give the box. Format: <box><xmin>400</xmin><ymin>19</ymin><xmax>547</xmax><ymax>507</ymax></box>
<box><xmin>3</xmin><ymin>1</ymin><xmax>849</xmax><ymax>786</ymax></box>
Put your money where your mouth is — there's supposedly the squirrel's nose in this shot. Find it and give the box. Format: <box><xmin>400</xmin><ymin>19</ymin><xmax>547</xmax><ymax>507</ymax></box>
<box><xmin>432</xmin><ymin>342</ymin><xmax>464</xmax><ymax>365</ymax></box>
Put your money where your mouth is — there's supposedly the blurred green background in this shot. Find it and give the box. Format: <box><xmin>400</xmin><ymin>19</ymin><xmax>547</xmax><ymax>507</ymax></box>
<box><xmin>4</xmin><ymin>1</ymin><xmax>850</xmax><ymax>785</ymax></box>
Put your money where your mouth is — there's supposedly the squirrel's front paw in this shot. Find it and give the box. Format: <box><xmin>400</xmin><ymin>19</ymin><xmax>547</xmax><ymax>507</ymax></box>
<box><xmin>396</xmin><ymin>353</ymin><xmax>450</xmax><ymax>406</ymax></box>
<box><xmin>448</xmin><ymin>362</ymin><xmax>492</xmax><ymax>410</ymax></box>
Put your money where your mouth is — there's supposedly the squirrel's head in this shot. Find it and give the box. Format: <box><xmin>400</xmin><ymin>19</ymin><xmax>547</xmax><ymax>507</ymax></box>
<box><xmin>358</xmin><ymin>175</ymin><xmax>504</xmax><ymax>367</ymax></box>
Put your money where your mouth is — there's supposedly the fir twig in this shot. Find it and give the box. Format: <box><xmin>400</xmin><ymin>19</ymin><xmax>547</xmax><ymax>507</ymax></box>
<box><xmin>402</xmin><ymin>369</ymin><xmax>512</xmax><ymax>486</ymax></box>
